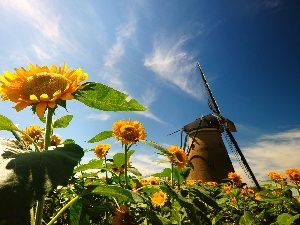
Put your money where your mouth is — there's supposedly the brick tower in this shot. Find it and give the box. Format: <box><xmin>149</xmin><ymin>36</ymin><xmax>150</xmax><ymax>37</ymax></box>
<box><xmin>183</xmin><ymin>114</ymin><xmax>236</xmax><ymax>182</ymax></box>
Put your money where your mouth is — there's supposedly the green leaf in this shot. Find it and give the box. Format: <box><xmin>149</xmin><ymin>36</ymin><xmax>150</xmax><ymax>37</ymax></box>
<box><xmin>53</xmin><ymin>115</ymin><xmax>73</xmax><ymax>128</ymax></box>
<box><xmin>74</xmin><ymin>82</ymin><xmax>147</xmax><ymax>111</ymax></box>
<box><xmin>276</xmin><ymin>213</ymin><xmax>300</xmax><ymax>225</ymax></box>
<box><xmin>140</xmin><ymin>140</ymin><xmax>170</xmax><ymax>156</ymax></box>
<box><xmin>74</xmin><ymin>159</ymin><xmax>104</xmax><ymax>172</ymax></box>
<box><xmin>286</xmin><ymin>214</ymin><xmax>300</xmax><ymax>225</ymax></box>
<box><xmin>128</xmin><ymin>167</ymin><xmax>142</xmax><ymax>176</ymax></box>
<box><xmin>113</xmin><ymin>150</ymin><xmax>135</xmax><ymax>167</ymax></box>
<box><xmin>92</xmin><ymin>185</ymin><xmax>134</xmax><ymax>202</ymax></box>
<box><xmin>190</xmin><ymin>187</ymin><xmax>220</xmax><ymax>210</ymax></box>
<box><xmin>70</xmin><ymin>198</ymin><xmax>83</xmax><ymax>225</ymax></box>
<box><xmin>160</xmin><ymin>182</ymin><xmax>211</xmax><ymax>224</ymax></box>
<box><xmin>0</xmin><ymin>114</ymin><xmax>19</xmax><ymax>131</ymax></box>
<box><xmin>239</xmin><ymin>211</ymin><xmax>254</xmax><ymax>225</ymax></box>
<box><xmin>0</xmin><ymin>143</ymin><xmax>84</xmax><ymax>219</ymax></box>
<box><xmin>88</xmin><ymin>131</ymin><xmax>113</xmax><ymax>143</ymax></box>
<box><xmin>152</xmin><ymin>168</ymin><xmax>172</xmax><ymax>178</ymax></box>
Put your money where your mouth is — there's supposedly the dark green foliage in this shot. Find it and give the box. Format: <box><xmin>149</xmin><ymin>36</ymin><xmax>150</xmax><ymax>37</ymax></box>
<box><xmin>0</xmin><ymin>143</ymin><xmax>84</xmax><ymax>220</ymax></box>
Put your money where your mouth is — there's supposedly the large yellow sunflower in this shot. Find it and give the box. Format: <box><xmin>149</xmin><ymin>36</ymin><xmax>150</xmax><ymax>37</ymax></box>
<box><xmin>0</xmin><ymin>63</ymin><xmax>88</xmax><ymax>118</ymax></box>
<box><xmin>112</xmin><ymin>119</ymin><xmax>146</xmax><ymax>145</ymax></box>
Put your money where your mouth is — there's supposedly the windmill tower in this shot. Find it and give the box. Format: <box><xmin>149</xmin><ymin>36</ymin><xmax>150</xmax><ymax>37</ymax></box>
<box><xmin>183</xmin><ymin>63</ymin><xmax>261</xmax><ymax>190</ymax></box>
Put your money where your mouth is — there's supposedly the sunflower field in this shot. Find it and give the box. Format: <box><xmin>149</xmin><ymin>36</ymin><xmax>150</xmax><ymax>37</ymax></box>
<box><xmin>0</xmin><ymin>63</ymin><xmax>299</xmax><ymax>225</ymax></box>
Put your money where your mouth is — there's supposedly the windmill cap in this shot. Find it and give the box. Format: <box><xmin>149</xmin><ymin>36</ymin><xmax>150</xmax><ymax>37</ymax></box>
<box><xmin>182</xmin><ymin>114</ymin><xmax>237</xmax><ymax>133</ymax></box>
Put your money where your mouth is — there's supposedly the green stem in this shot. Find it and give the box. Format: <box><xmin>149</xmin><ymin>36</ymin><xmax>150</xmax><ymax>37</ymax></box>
<box><xmin>18</xmin><ymin>129</ymin><xmax>41</xmax><ymax>152</ymax></box>
<box><xmin>35</xmin><ymin>108</ymin><xmax>54</xmax><ymax>225</ymax></box>
<box><xmin>47</xmin><ymin>195</ymin><xmax>81</xmax><ymax>225</ymax></box>
<box><xmin>44</xmin><ymin>108</ymin><xmax>54</xmax><ymax>151</ymax></box>
<box><xmin>124</xmin><ymin>144</ymin><xmax>128</xmax><ymax>189</ymax></box>
<box><xmin>171</xmin><ymin>163</ymin><xmax>174</xmax><ymax>188</ymax></box>
<box><xmin>47</xmin><ymin>187</ymin><xmax>95</xmax><ymax>225</ymax></box>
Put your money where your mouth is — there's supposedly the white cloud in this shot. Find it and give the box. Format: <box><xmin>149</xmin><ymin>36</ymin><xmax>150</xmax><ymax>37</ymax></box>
<box><xmin>136</xmin><ymin>111</ymin><xmax>166</xmax><ymax>124</ymax></box>
<box><xmin>232</xmin><ymin>129</ymin><xmax>300</xmax><ymax>187</ymax></box>
<box><xmin>135</xmin><ymin>87</ymin><xmax>166</xmax><ymax>124</ymax></box>
<box><xmin>87</xmin><ymin>112</ymin><xmax>111</xmax><ymax>121</ymax></box>
<box><xmin>144</xmin><ymin>36</ymin><xmax>204</xmax><ymax>100</ymax></box>
<box><xmin>102</xmin><ymin>15</ymin><xmax>137</xmax><ymax>90</ymax></box>
<box><xmin>1</xmin><ymin>0</ymin><xmax>81</xmax><ymax>61</ymax></box>
<box><xmin>131</xmin><ymin>154</ymin><xmax>170</xmax><ymax>176</ymax></box>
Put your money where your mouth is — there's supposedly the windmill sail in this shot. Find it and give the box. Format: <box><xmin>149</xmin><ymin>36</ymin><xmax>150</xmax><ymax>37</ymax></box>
<box><xmin>197</xmin><ymin>62</ymin><xmax>261</xmax><ymax>190</ymax></box>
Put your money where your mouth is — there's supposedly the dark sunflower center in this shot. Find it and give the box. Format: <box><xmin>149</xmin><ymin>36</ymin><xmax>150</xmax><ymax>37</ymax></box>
<box><xmin>21</xmin><ymin>72</ymin><xmax>69</xmax><ymax>99</ymax></box>
<box><xmin>120</xmin><ymin>125</ymin><xmax>137</xmax><ymax>141</ymax></box>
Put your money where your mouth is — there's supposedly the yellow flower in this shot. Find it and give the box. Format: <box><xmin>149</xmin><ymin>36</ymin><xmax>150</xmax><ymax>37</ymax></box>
<box><xmin>151</xmin><ymin>191</ymin><xmax>167</xmax><ymax>207</ymax></box>
<box><xmin>167</xmin><ymin>146</ymin><xmax>187</xmax><ymax>168</ymax></box>
<box><xmin>50</xmin><ymin>134</ymin><xmax>62</xmax><ymax>146</ymax></box>
<box><xmin>94</xmin><ymin>144</ymin><xmax>111</xmax><ymax>159</ymax></box>
<box><xmin>149</xmin><ymin>177</ymin><xmax>160</xmax><ymax>185</ymax></box>
<box><xmin>205</xmin><ymin>181</ymin><xmax>218</xmax><ymax>186</ymax></box>
<box><xmin>286</xmin><ymin>168</ymin><xmax>300</xmax><ymax>184</ymax></box>
<box><xmin>228</xmin><ymin>172</ymin><xmax>242</xmax><ymax>186</ymax></box>
<box><xmin>0</xmin><ymin>63</ymin><xmax>88</xmax><ymax>118</ymax></box>
<box><xmin>37</xmin><ymin>134</ymin><xmax>63</xmax><ymax>149</ymax></box>
<box><xmin>22</xmin><ymin>124</ymin><xmax>43</xmax><ymax>146</ymax></box>
<box><xmin>185</xmin><ymin>179</ymin><xmax>196</xmax><ymax>186</ymax></box>
<box><xmin>255</xmin><ymin>193</ymin><xmax>262</xmax><ymax>201</ymax></box>
<box><xmin>112</xmin><ymin>204</ymin><xmax>136</xmax><ymax>225</ymax></box>
<box><xmin>268</xmin><ymin>172</ymin><xmax>284</xmax><ymax>182</ymax></box>
<box><xmin>112</xmin><ymin>119</ymin><xmax>146</xmax><ymax>145</ymax></box>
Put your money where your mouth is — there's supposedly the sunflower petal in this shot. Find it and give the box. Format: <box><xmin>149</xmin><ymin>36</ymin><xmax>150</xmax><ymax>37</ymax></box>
<box><xmin>61</xmin><ymin>92</ymin><xmax>73</xmax><ymax>100</ymax></box>
<box><xmin>48</xmin><ymin>101</ymin><xmax>56</xmax><ymax>108</ymax></box>
<box><xmin>14</xmin><ymin>102</ymin><xmax>30</xmax><ymax>112</ymax></box>
<box><xmin>36</xmin><ymin>102</ymin><xmax>47</xmax><ymax>118</ymax></box>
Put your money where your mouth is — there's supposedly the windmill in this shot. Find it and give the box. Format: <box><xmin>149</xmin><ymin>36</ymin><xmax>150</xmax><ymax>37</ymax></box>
<box><xmin>182</xmin><ymin>62</ymin><xmax>261</xmax><ymax>190</ymax></box>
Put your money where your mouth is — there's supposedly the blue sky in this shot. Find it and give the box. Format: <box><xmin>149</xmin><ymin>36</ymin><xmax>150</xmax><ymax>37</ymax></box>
<box><xmin>0</xmin><ymin>0</ymin><xmax>299</xmax><ymax>186</ymax></box>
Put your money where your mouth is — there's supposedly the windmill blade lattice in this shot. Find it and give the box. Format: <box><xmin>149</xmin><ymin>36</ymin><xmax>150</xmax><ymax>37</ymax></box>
<box><xmin>197</xmin><ymin>62</ymin><xmax>261</xmax><ymax>190</ymax></box>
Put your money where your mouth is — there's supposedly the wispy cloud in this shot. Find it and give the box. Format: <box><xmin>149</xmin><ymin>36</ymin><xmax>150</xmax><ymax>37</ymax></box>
<box><xmin>144</xmin><ymin>36</ymin><xmax>204</xmax><ymax>100</ymax></box>
<box><xmin>101</xmin><ymin>14</ymin><xmax>137</xmax><ymax>91</ymax></box>
<box><xmin>1</xmin><ymin>0</ymin><xmax>80</xmax><ymax>61</ymax></box>
<box><xmin>232</xmin><ymin>128</ymin><xmax>300</xmax><ymax>186</ymax></box>
<box><xmin>87</xmin><ymin>112</ymin><xmax>111</xmax><ymax>121</ymax></box>
<box><xmin>135</xmin><ymin>87</ymin><xmax>166</xmax><ymax>124</ymax></box>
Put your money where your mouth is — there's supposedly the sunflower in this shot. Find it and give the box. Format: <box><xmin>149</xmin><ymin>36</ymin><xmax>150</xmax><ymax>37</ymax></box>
<box><xmin>37</xmin><ymin>134</ymin><xmax>63</xmax><ymax>150</ymax></box>
<box><xmin>22</xmin><ymin>124</ymin><xmax>43</xmax><ymax>146</ymax></box>
<box><xmin>268</xmin><ymin>171</ymin><xmax>284</xmax><ymax>182</ymax></box>
<box><xmin>167</xmin><ymin>145</ymin><xmax>187</xmax><ymax>168</ymax></box>
<box><xmin>151</xmin><ymin>191</ymin><xmax>167</xmax><ymax>207</ymax></box>
<box><xmin>94</xmin><ymin>143</ymin><xmax>111</xmax><ymax>159</ymax></box>
<box><xmin>112</xmin><ymin>204</ymin><xmax>136</xmax><ymax>225</ymax></box>
<box><xmin>0</xmin><ymin>63</ymin><xmax>88</xmax><ymax>118</ymax></box>
<box><xmin>286</xmin><ymin>168</ymin><xmax>300</xmax><ymax>184</ymax></box>
<box><xmin>228</xmin><ymin>172</ymin><xmax>242</xmax><ymax>186</ymax></box>
<box><xmin>112</xmin><ymin>119</ymin><xmax>146</xmax><ymax>145</ymax></box>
